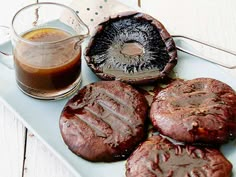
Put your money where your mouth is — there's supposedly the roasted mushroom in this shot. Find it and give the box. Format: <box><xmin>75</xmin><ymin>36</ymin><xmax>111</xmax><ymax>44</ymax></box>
<box><xmin>85</xmin><ymin>12</ymin><xmax>177</xmax><ymax>85</ymax></box>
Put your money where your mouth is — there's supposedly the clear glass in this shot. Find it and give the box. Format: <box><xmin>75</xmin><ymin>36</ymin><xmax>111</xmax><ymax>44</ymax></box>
<box><xmin>10</xmin><ymin>2</ymin><xmax>89</xmax><ymax>100</ymax></box>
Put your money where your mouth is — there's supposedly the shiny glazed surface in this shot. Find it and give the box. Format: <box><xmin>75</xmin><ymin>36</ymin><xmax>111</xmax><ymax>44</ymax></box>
<box><xmin>60</xmin><ymin>81</ymin><xmax>148</xmax><ymax>162</ymax></box>
<box><xmin>150</xmin><ymin>78</ymin><xmax>236</xmax><ymax>144</ymax></box>
<box><xmin>126</xmin><ymin>135</ymin><xmax>232</xmax><ymax>177</ymax></box>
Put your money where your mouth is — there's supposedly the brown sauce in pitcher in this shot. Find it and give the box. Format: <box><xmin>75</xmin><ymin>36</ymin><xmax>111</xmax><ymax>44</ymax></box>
<box><xmin>14</xmin><ymin>28</ymin><xmax>81</xmax><ymax>97</ymax></box>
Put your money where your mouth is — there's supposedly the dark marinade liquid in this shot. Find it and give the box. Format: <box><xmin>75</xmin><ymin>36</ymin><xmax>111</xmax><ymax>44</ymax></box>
<box><xmin>14</xmin><ymin>28</ymin><xmax>81</xmax><ymax>93</ymax></box>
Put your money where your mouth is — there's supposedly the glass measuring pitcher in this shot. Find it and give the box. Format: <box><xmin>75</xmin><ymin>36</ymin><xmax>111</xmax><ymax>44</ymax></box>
<box><xmin>0</xmin><ymin>2</ymin><xmax>89</xmax><ymax>100</ymax></box>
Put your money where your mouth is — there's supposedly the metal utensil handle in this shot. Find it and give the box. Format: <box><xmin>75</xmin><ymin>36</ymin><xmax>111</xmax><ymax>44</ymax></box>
<box><xmin>172</xmin><ymin>35</ymin><xmax>236</xmax><ymax>69</ymax></box>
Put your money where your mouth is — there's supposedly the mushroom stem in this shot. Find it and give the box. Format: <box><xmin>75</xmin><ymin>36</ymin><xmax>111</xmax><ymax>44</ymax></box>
<box><xmin>121</xmin><ymin>42</ymin><xmax>144</xmax><ymax>56</ymax></box>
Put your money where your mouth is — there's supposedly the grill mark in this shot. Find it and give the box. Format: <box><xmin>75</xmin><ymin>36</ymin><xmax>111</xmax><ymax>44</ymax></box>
<box><xmin>168</xmin><ymin>103</ymin><xmax>226</xmax><ymax>114</ymax></box>
<box><xmin>168</xmin><ymin>81</ymin><xmax>233</xmax><ymax>99</ymax></box>
<box><xmin>66</xmin><ymin>118</ymin><xmax>86</xmax><ymax>140</ymax></box>
<box><xmin>164</xmin><ymin>99</ymin><xmax>229</xmax><ymax>121</ymax></box>
<box><xmin>74</xmin><ymin>111</ymin><xmax>111</xmax><ymax>138</ymax></box>
<box><xmin>167</xmin><ymin>91</ymin><xmax>208</xmax><ymax>99</ymax></box>
<box><xmin>83</xmin><ymin>105</ymin><xmax>109</xmax><ymax>125</ymax></box>
<box><xmin>102</xmin><ymin>113</ymin><xmax>133</xmax><ymax>146</ymax></box>
<box><xmin>84</xmin><ymin>103</ymin><xmax>134</xmax><ymax>140</ymax></box>
<box><xmin>96</xmin><ymin>86</ymin><xmax>136</xmax><ymax>109</ymax></box>
<box><xmin>98</xmin><ymin>94</ymin><xmax>143</xmax><ymax>125</ymax></box>
<box><xmin>97</xmin><ymin>100</ymin><xmax>138</xmax><ymax>136</ymax></box>
<box><xmin>164</xmin><ymin>92</ymin><xmax>218</xmax><ymax>110</ymax></box>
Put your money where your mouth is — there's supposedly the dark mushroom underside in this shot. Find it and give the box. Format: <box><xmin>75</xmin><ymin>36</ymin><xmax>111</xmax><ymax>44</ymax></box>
<box><xmin>86</xmin><ymin>12</ymin><xmax>177</xmax><ymax>84</ymax></box>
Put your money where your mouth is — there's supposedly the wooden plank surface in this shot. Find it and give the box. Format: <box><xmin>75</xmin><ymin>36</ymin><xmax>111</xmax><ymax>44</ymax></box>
<box><xmin>23</xmin><ymin>132</ymin><xmax>75</xmax><ymax>177</ymax></box>
<box><xmin>0</xmin><ymin>102</ymin><xmax>26</xmax><ymax>177</ymax></box>
<box><xmin>141</xmin><ymin>0</ymin><xmax>236</xmax><ymax>45</ymax></box>
<box><xmin>0</xmin><ymin>1</ymin><xmax>34</xmax><ymax>177</ymax></box>
<box><xmin>141</xmin><ymin>0</ymin><xmax>236</xmax><ymax>77</ymax></box>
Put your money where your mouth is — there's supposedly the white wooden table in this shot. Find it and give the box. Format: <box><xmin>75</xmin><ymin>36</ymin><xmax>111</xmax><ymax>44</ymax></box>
<box><xmin>1</xmin><ymin>0</ymin><xmax>236</xmax><ymax>177</ymax></box>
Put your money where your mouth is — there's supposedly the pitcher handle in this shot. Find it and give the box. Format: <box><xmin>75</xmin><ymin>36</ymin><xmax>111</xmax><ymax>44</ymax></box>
<box><xmin>0</xmin><ymin>25</ymin><xmax>14</xmax><ymax>69</ymax></box>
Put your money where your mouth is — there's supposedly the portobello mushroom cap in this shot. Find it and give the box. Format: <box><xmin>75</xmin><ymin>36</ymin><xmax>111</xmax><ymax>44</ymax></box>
<box><xmin>85</xmin><ymin>12</ymin><xmax>177</xmax><ymax>85</ymax></box>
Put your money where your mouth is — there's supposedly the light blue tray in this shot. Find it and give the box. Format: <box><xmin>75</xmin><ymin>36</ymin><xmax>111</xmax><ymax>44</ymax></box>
<box><xmin>0</xmin><ymin>40</ymin><xmax>235</xmax><ymax>177</ymax></box>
